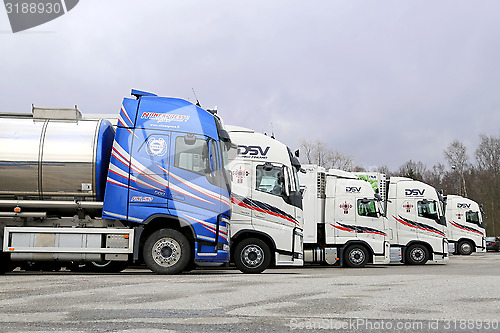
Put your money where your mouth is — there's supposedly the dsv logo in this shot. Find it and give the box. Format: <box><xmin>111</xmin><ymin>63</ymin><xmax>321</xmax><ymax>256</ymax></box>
<box><xmin>346</xmin><ymin>187</ymin><xmax>361</xmax><ymax>193</ymax></box>
<box><xmin>4</xmin><ymin>0</ymin><xmax>79</xmax><ymax>33</ymax></box>
<box><xmin>457</xmin><ymin>203</ymin><xmax>471</xmax><ymax>209</ymax></box>
<box><xmin>405</xmin><ymin>189</ymin><xmax>425</xmax><ymax>196</ymax></box>
<box><xmin>238</xmin><ymin>145</ymin><xmax>270</xmax><ymax>158</ymax></box>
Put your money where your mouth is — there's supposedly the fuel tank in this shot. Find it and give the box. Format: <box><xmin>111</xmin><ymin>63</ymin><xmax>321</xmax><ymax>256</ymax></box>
<box><xmin>0</xmin><ymin>111</ymin><xmax>115</xmax><ymax>201</ymax></box>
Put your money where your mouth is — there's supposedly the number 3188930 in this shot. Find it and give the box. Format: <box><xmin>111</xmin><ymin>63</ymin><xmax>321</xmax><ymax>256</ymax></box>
<box><xmin>5</xmin><ymin>2</ymin><xmax>62</xmax><ymax>14</ymax></box>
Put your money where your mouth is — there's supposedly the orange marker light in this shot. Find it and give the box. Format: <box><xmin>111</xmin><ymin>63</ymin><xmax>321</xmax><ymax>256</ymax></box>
<box><xmin>123</xmin><ymin>235</ymin><xmax>129</xmax><ymax>239</ymax></box>
<box><xmin>14</xmin><ymin>207</ymin><xmax>21</xmax><ymax>213</ymax></box>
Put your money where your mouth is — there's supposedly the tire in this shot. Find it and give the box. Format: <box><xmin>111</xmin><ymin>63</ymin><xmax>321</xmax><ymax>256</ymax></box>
<box><xmin>234</xmin><ymin>238</ymin><xmax>271</xmax><ymax>274</ymax></box>
<box><xmin>343</xmin><ymin>244</ymin><xmax>368</xmax><ymax>268</ymax></box>
<box><xmin>458</xmin><ymin>241</ymin><xmax>473</xmax><ymax>255</ymax></box>
<box><xmin>0</xmin><ymin>252</ymin><xmax>15</xmax><ymax>274</ymax></box>
<box><xmin>405</xmin><ymin>244</ymin><xmax>429</xmax><ymax>265</ymax></box>
<box><xmin>143</xmin><ymin>229</ymin><xmax>191</xmax><ymax>274</ymax></box>
<box><xmin>183</xmin><ymin>261</ymin><xmax>197</xmax><ymax>273</ymax></box>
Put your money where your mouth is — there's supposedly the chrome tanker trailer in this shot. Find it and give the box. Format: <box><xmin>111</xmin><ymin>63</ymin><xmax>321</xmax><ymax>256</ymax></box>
<box><xmin>0</xmin><ymin>89</ymin><xmax>232</xmax><ymax>274</ymax></box>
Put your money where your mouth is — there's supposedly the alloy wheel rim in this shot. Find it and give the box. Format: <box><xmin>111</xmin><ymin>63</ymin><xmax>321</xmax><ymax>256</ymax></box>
<box><xmin>152</xmin><ymin>237</ymin><xmax>181</xmax><ymax>267</ymax></box>
<box><xmin>241</xmin><ymin>245</ymin><xmax>264</xmax><ymax>268</ymax></box>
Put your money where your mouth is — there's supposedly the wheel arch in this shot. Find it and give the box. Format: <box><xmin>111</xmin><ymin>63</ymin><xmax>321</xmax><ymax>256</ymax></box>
<box><xmin>231</xmin><ymin>229</ymin><xmax>277</xmax><ymax>265</ymax></box>
<box><xmin>457</xmin><ymin>238</ymin><xmax>476</xmax><ymax>250</ymax></box>
<box><xmin>341</xmin><ymin>240</ymin><xmax>374</xmax><ymax>263</ymax></box>
<box><xmin>405</xmin><ymin>240</ymin><xmax>433</xmax><ymax>260</ymax></box>
<box><xmin>137</xmin><ymin>214</ymin><xmax>197</xmax><ymax>263</ymax></box>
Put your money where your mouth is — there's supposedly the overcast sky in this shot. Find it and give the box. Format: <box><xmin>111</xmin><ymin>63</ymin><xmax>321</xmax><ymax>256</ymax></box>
<box><xmin>2</xmin><ymin>1</ymin><xmax>500</xmax><ymax>171</ymax></box>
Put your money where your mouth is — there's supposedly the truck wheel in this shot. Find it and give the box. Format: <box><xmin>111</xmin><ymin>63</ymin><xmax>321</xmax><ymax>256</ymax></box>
<box><xmin>0</xmin><ymin>252</ymin><xmax>15</xmax><ymax>274</ymax></box>
<box><xmin>406</xmin><ymin>244</ymin><xmax>429</xmax><ymax>265</ymax></box>
<box><xmin>343</xmin><ymin>245</ymin><xmax>368</xmax><ymax>268</ymax></box>
<box><xmin>143</xmin><ymin>229</ymin><xmax>191</xmax><ymax>274</ymax></box>
<box><xmin>458</xmin><ymin>241</ymin><xmax>473</xmax><ymax>255</ymax></box>
<box><xmin>183</xmin><ymin>261</ymin><xmax>197</xmax><ymax>273</ymax></box>
<box><xmin>234</xmin><ymin>238</ymin><xmax>271</xmax><ymax>274</ymax></box>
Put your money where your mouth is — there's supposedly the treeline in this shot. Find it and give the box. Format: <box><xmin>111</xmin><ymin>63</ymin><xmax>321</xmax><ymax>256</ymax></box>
<box><xmin>301</xmin><ymin>134</ymin><xmax>500</xmax><ymax>236</ymax></box>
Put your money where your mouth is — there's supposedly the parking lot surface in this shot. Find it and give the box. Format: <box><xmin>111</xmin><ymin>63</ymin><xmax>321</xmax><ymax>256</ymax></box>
<box><xmin>0</xmin><ymin>252</ymin><xmax>499</xmax><ymax>332</ymax></box>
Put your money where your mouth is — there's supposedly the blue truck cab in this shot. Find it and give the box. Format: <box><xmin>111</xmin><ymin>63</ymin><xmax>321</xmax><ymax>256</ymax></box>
<box><xmin>103</xmin><ymin>90</ymin><xmax>232</xmax><ymax>274</ymax></box>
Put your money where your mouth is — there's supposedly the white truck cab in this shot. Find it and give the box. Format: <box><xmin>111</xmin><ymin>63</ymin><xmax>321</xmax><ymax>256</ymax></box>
<box><xmin>445</xmin><ymin>195</ymin><xmax>486</xmax><ymax>255</ymax></box>
<box><xmin>385</xmin><ymin>177</ymin><xmax>448</xmax><ymax>264</ymax></box>
<box><xmin>226</xmin><ymin>126</ymin><xmax>303</xmax><ymax>273</ymax></box>
<box><xmin>300</xmin><ymin>165</ymin><xmax>390</xmax><ymax>268</ymax></box>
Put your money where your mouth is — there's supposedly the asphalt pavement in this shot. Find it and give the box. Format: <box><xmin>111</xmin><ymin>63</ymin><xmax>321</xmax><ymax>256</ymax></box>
<box><xmin>0</xmin><ymin>252</ymin><xmax>499</xmax><ymax>332</ymax></box>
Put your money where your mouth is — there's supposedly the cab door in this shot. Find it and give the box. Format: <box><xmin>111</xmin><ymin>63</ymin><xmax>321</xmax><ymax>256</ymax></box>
<box><xmin>395</xmin><ymin>195</ymin><xmax>418</xmax><ymax>244</ymax></box>
<box><xmin>126</xmin><ymin>129</ymin><xmax>170</xmax><ymax>221</ymax></box>
<box><xmin>229</xmin><ymin>160</ymin><xmax>253</xmax><ymax>233</ymax></box>
<box><xmin>332</xmin><ymin>193</ymin><xmax>356</xmax><ymax>244</ymax></box>
<box><xmin>168</xmin><ymin>133</ymin><xmax>223</xmax><ymax>250</ymax></box>
<box><xmin>355</xmin><ymin>198</ymin><xmax>387</xmax><ymax>242</ymax></box>
<box><xmin>252</xmin><ymin>163</ymin><xmax>298</xmax><ymax>250</ymax></box>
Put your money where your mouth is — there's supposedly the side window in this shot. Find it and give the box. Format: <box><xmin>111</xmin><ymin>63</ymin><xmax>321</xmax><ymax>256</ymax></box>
<box><xmin>285</xmin><ymin>166</ymin><xmax>293</xmax><ymax>195</ymax></box>
<box><xmin>256</xmin><ymin>164</ymin><xmax>284</xmax><ymax>197</ymax></box>
<box><xmin>358</xmin><ymin>199</ymin><xmax>378</xmax><ymax>218</ymax></box>
<box><xmin>466</xmin><ymin>211</ymin><xmax>480</xmax><ymax>225</ymax></box>
<box><xmin>417</xmin><ymin>200</ymin><xmax>439</xmax><ymax>221</ymax></box>
<box><xmin>174</xmin><ymin>136</ymin><xmax>209</xmax><ymax>175</ymax></box>
<box><xmin>210</xmin><ymin>140</ymin><xmax>218</xmax><ymax>171</ymax></box>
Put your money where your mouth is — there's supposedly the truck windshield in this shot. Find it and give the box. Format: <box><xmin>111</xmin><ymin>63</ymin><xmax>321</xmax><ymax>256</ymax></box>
<box><xmin>358</xmin><ymin>199</ymin><xmax>378</xmax><ymax>218</ymax></box>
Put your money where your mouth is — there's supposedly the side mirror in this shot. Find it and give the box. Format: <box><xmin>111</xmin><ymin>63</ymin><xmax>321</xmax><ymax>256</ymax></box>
<box><xmin>440</xmin><ymin>216</ymin><xmax>446</xmax><ymax>226</ymax></box>
<box><xmin>295</xmin><ymin>149</ymin><xmax>300</xmax><ymax>158</ymax></box>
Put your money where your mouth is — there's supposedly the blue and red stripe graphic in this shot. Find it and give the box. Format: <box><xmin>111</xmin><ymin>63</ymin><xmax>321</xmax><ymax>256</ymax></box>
<box><xmin>331</xmin><ymin>222</ymin><xmax>387</xmax><ymax>236</ymax></box>
<box><xmin>393</xmin><ymin>215</ymin><xmax>445</xmax><ymax>237</ymax></box>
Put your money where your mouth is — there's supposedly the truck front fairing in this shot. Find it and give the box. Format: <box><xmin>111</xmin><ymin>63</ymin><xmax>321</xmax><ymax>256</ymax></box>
<box><xmin>300</xmin><ymin>165</ymin><xmax>390</xmax><ymax>266</ymax></box>
<box><xmin>103</xmin><ymin>92</ymin><xmax>231</xmax><ymax>263</ymax></box>
<box><xmin>445</xmin><ymin>195</ymin><xmax>486</xmax><ymax>254</ymax></box>
<box><xmin>227</xmin><ymin>126</ymin><xmax>303</xmax><ymax>271</ymax></box>
<box><xmin>386</xmin><ymin>177</ymin><xmax>448</xmax><ymax>262</ymax></box>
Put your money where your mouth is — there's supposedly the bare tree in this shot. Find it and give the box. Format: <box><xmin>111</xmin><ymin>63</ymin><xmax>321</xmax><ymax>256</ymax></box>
<box><xmin>314</xmin><ymin>141</ymin><xmax>329</xmax><ymax>167</ymax></box>
<box><xmin>444</xmin><ymin>140</ymin><xmax>470</xmax><ymax>196</ymax></box>
<box><xmin>474</xmin><ymin>134</ymin><xmax>500</xmax><ymax>236</ymax></box>
<box><xmin>375</xmin><ymin>165</ymin><xmax>391</xmax><ymax>177</ymax></box>
<box><xmin>423</xmin><ymin>163</ymin><xmax>457</xmax><ymax>196</ymax></box>
<box><xmin>475</xmin><ymin>134</ymin><xmax>500</xmax><ymax>175</ymax></box>
<box><xmin>300</xmin><ymin>140</ymin><xmax>355</xmax><ymax>171</ymax></box>
<box><xmin>300</xmin><ymin>140</ymin><xmax>316</xmax><ymax>164</ymax></box>
<box><xmin>326</xmin><ymin>151</ymin><xmax>354</xmax><ymax>171</ymax></box>
<box><xmin>397</xmin><ymin>160</ymin><xmax>427</xmax><ymax>181</ymax></box>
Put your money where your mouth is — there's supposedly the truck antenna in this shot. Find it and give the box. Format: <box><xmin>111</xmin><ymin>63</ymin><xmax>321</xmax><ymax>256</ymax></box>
<box><xmin>192</xmin><ymin>88</ymin><xmax>201</xmax><ymax>107</ymax></box>
<box><xmin>270</xmin><ymin>122</ymin><xmax>275</xmax><ymax>139</ymax></box>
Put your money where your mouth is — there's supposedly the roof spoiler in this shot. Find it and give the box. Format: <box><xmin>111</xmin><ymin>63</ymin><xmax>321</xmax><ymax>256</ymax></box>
<box><xmin>131</xmin><ymin>89</ymin><xmax>158</xmax><ymax>99</ymax></box>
